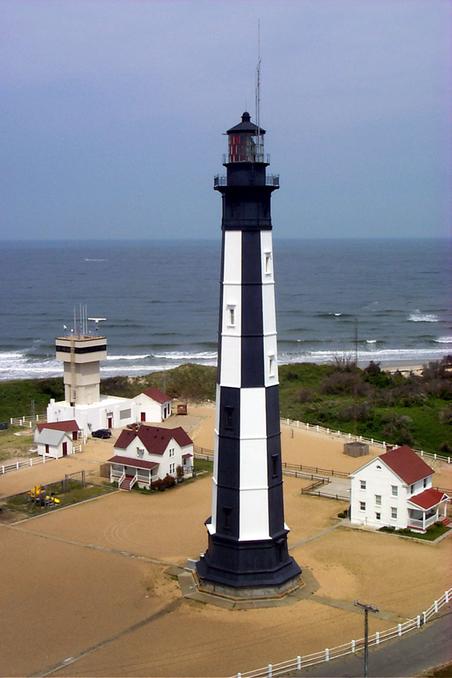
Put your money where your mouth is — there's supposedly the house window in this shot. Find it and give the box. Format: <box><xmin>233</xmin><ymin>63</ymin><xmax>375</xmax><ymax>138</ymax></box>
<box><xmin>169</xmin><ymin>463</ymin><xmax>175</xmax><ymax>474</ymax></box>
<box><xmin>410</xmin><ymin>484</ymin><xmax>415</xmax><ymax>494</ymax></box>
<box><xmin>423</xmin><ymin>478</ymin><xmax>427</xmax><ymax>488</ymax></box>
<box><xmin>169</xmin><ymin>448</ymin><xmax>175</xmax><ymax>457</ymax></box>
<box><xmin>391</xmin><ymin>485</ymin><xmax>398</xmax><ymax>497</ymax></box>
<box><xmin>264</xmin><ymin>251</ymin><xmax>272</xmax><ymax>275</ymax></box>
<box><xmin>375</xmin><ymin>495</ymin><xmax>381</xmax><ymax>506</ymax></box>
<box><xmin>376</xmin><ymin>465</ymin><xmax>381</xmax><ymax>470</ymax></box>
<box><xmin>227</xmin><ymin>305</ymin><xmax>236</xmax><ymax>327</ymax></box>
<box><xmin>360</xmin><ymin>501</ymin><xmax>366</xmax><ymax>511</ymax></box>
<box><xmin>268</xmin><ymin>354</ymin><xmax>275</xmax><ymax>377</ymax></box>
<box><xmin>360</xmin><ymin>480</ymin><xmax>366</xmax><ymax>490</ymax></box>
<box><xmin>391</xmin><ymin>507</ymin><xmax>397</xmax><ymax>519</ymax></box>
<box><xmin>136</xmin><ymin>447</ymin><xmax>144</xmax><ymax>458</ymax></box>
<box><xmin>375</xmin><ymin>512</ymin><xmax>381</xmax><ymax>520</ymax></box>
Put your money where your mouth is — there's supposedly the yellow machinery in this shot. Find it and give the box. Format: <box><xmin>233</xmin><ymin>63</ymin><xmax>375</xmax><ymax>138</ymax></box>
<box><xmin>28</xmin><ymin>485</ymin><xmax>61</xmax><ymax>507</ymax></box>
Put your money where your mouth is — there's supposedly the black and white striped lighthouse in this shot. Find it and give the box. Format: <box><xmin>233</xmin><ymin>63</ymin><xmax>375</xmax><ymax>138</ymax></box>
<box><xmin>196</xmin><ymin>113</ymin><xmax>301</xmax><ymax>595</ymax></box>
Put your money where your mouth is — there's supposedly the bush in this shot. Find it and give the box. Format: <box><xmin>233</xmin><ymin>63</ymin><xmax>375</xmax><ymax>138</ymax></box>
<box><xmin>337</xmin><ymin>402</ymin><xmax>373</xmax><ymax>422</ymax></box>
<box><xmin>381</xmin><ymin>413</ymin><xmax>414</xmax><ymax>445</ymax></box>
<box><xmin>297</xmin><ymin>387</ymin><xmax>316</xmax><ymax>403</ymax></box>
<box><xmin>321</xmin><ymin>372</ymin><xmax>369</xmax><ymax>396</ymax></box>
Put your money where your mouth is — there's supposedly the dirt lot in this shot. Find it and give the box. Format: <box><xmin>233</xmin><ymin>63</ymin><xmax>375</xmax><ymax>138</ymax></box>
<box><xmin>1</xmin><ymin>470</ymin><xmax>450</xmax><ymax>677</ymax></box>
<box><xmin>0</xmin><ymin>403</ymin><xmax>450</xmax><ymax>677</ymax></box>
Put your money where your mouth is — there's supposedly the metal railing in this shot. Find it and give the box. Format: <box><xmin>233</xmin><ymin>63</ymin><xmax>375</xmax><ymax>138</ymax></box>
<box><xmin>234</xmin><ymin>588</ymin><xmax>452</xmax><ymax>678</ymax></box>
<box><xmin>213</xmin><ymin>174</ymin><xmax>279</xmax><ymax>188</ymax></box>
<box><xmin>222</xmin><ymin>152</ymin><xmax>270</xmax><ymax>164</ymax></box>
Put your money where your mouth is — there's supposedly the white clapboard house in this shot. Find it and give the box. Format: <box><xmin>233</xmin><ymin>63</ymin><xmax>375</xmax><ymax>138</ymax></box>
<box><xmin>133</xmin><ymin>387</ymin><xmax>172</xmax><ymax>424</ymax></box>
<box><xmin>350</xmin><ymin>445</ymin><xmax>449</xmax><ymax>532</ymax></box>
<box><xmin>108</xmin><ymin>424</ymin><xmax>193</xmax><ymax>490</ymax></box>
<box><xmin>34</xmin><ymin>420</ymin><xmax>80</xmax><ymax>459</ymax></box>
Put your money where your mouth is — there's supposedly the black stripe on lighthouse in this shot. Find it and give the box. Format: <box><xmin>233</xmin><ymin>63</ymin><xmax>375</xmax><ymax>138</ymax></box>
<box><xmin>216</xmin><ymin>386</ymin><xmax>240</xmax><ymax>539</ymax></box>
<box><xmin>266</xmin><ymin>384</ymin><xmax>286</xmax><ymax>538</ymax></box>
<box><xmin>241</xmin><ymin>231</ymin><xmax>264</xmax><ymax>388</ymax></box>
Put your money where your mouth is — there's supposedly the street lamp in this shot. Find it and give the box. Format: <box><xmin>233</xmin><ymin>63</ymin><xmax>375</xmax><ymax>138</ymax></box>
<box><xmin>354</xmin><ymin>600</ymin><xmax>379</xmax><ymax>678</ymax></box>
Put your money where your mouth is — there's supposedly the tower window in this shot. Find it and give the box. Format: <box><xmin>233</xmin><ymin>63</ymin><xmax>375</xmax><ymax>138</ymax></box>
<box><xmin>224</xmin><ymin>406</ymin><xmax>234</xmax><ymax>430</ymax></box>
<box><xmin>264</xmin><ymin>251</ymin><xmax>272</xmax><ymax>275</ymax></box>
<box><xmin>222</xmin><ymin>506</ymin><xmax>232</xmax><ymax>531</ymax></box>
<box><xmin>227</xmin><ymin>305</ymin><xmax>236</xmax><ymax>327</ymax></box>
<box><xmin>268</xmin><ymin>354</ymin><xmax>275</xmax><ymax>377</ymax></box>
<box><xmin>271</xmin><ymin>453</ymin><xmax>279</xmax><ymax>478</ymax></box>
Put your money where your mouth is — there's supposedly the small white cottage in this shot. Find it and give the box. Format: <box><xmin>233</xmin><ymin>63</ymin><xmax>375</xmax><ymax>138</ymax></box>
<box><xmin>108</xmin><ymin>424</ymin><xmax>193</xmax><ymax>490</ymax></box>
<box><xmin>350</xmin><ymin>445</ymin><xmax>449</xmax><ymax>532</ymax></box>
<box><xmin>133</xmin><ymin>387</ymin><xmax>172</xmax><ymax>423</ymax></box>
<box><xmin>34</xmin><ymin>420</ymin><xmax>80</xmax><ymax>459</ymax></box>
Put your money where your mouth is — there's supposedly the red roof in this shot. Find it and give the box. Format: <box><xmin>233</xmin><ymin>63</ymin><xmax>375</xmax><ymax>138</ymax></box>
<box><xmin>379</xmin><ymin>446</ymin><xmax>433</xmax><ymax>485</ymax></box>
<box><xmin>114</xmin><ymin>424</ymin><xmax>192</xmax><ymax>455</ymax></box>
<box><xmin>141</xmin><ymin>387</ymin><xmax>171</xmax><ymax>404</ymax></box>
<box><xmin>408</xmin><ymin>488</ymin><xmax>449</xmax><ymax>510</ymax></box>
<box><xmin>108</xmin><ymin>455</ymin><xmax>159</xmax><ymax>471</ymax></box>
<box><xmin>36</xmin><ymin>420</ymin><xmax>79</xmax><ymax>433</ymax></box>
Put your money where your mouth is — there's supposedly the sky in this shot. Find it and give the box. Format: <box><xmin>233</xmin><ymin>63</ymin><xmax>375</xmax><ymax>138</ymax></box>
<box><xmin>1</xmin><ymin>0</ymin><xmax>451</xmax><ymax>241</ymax></box>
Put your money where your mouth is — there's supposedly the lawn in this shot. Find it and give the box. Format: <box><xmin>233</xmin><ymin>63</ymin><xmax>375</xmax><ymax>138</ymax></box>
<box><xmin>5</xmin><ymin>480</ymin><xmax>115</xmax><ymax>517</ymax></box>
<box><xmin>0</xmin><ymin>427</ymin><xmax>34</xmax><ymax>463</ymax></box>
<box><xmin>380</xmin><ymin>523</ymin><xmax>450</xmax><ymax>541</ymax></box>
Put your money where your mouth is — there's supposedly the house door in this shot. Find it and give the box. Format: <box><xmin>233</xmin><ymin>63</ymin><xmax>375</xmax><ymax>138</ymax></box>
<box><xmin>140</xmin><ymin>412</ymin><xmax>146</xmax><ymax>422</ymax></box>
<box><xmin>62</xmin><ymin>442</ymin><xmax>68</xmax><ymax>457</ymax></box>
<box><xmin>107</xmin><ymin>417</ymin><xmax>113</xmax><ymax>429</ymax></box>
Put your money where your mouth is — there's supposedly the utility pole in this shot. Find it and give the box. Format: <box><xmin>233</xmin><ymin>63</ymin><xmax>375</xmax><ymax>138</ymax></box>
<box><xmin>354</xmin><ymin>600</ymin><xmax>379</xmax><ymax>678</ymax></box>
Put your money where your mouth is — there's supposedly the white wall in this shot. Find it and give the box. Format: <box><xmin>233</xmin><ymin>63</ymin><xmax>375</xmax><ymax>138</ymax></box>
<box><xmin>36</xmin><ymin>433</ymin><xmax>74</xmax><ymax>459</ymax></box>
<box><xmin>47</xmin><ymin>397</ymin><xmax>135</xmax><ymax>435</ymax></box>
<box><xmin>350</xmin><ymin>459</ymin><xmax>409</xmax><ymax>529</ymax></box>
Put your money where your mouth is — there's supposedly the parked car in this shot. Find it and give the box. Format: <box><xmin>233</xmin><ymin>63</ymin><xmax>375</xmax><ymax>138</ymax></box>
<box><xmin>92</xmin><ymin>429</ymin><xmax>112</xmax><ymax>439</ymax></box>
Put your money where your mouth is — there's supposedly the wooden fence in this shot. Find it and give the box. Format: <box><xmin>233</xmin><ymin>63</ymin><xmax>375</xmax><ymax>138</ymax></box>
<box><xmin>234</xmin><ymin>588</ymin><xmax>452</xmax><ymax>678</ymax></box>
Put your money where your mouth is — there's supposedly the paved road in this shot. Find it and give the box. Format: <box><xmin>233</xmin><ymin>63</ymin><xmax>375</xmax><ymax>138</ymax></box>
<box><xmin>297</xmin><ymin>608</ymin><xmax>452</xmax><ymax>677</ymax></box>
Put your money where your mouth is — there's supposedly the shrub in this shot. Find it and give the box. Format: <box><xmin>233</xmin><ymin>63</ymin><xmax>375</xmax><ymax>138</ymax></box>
<box><xmin>337</xmin><ymin>402</ymin><xmax>373</xmax><ymax>422</ymax></box>
<box><xmin>297</xmin><ymin>387</ymin><xmax>315</xmax><ymax>403</ymax></box>
<box><xmin>321</xmin><ymin>372</ymin><xmax>368</xmax><ymax>396</ymax></box>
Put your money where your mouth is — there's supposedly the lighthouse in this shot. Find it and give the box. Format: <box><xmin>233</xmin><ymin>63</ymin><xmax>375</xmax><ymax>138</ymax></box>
<box><xmin>196</xmin><ymin>112</ymin><xmax>301</xmax><ymax>595</ymax></box>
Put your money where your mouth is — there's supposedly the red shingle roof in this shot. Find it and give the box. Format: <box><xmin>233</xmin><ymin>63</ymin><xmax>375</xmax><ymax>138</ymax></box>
<box><xmin>108</xmin><ymin>455</ymin><xmax>159</xmax><ymax>471</ymax></box>
<box><xmin>408</xmin><ymin>488</ymin><xmax>449</xmax><ymax>510</ymax></box>
<box><xmin>36</xmin><ymin>420</ymin><xmax>79</xmax><ymax>433</ymax></box>
<box><xmin>114</xmin><ymin>424</ymin><xmax>192</xmax><ymax>455</ymax></box>
<box><xmin>379</xmin><ymin>446</ymin><xmax>433</xmax><ymax>485</ymax></box>
<box><xmin>141</xmin><ymin>387</ymin><xmax>171</xmax><ymax>404</ymax></box>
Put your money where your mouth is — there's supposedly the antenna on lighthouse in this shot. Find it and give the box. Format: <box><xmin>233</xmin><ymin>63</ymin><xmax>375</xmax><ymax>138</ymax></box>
<box><xmin>255</xmin><ymin>19</ymin><xmax>262</xmax><ymax>160</ymax></box>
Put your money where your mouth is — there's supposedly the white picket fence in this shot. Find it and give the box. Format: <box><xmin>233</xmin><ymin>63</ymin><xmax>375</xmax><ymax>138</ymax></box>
<box><xmin>235</xmin><ymin>588</ymin><xmax>452</xmax><ymax>678</ymax></box>
<box><xmin>281</xmin><ymin>417</ymin><xmax>451</xmax><ymax>465</ymax></box>
<box><xmin>0</xmin><ymin>455</ymin><xmax>56</xmax><ymax>476</ymax></box>
<box><xmin>9</xmin><ymin>414</ymin><xmax>46</xmax><ymax>428</ymax></box>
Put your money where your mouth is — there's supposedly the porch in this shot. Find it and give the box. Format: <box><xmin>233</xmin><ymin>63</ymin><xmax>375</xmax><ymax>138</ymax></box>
<box><xmin>108</xmin><ymin>455</ymin><xmax>159</xmax><ymax>491</ymax></box>
<box><xmin>407</xmin><ymin>488</ymin><xmax>449</xmax><ymax>533</ymax></box>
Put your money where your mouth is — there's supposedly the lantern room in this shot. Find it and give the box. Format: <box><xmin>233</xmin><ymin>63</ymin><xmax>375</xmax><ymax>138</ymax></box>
<box><xmin>225</xmin><ymin>112</ymin><xmax>266</xmax><ymax>164</ymax></box>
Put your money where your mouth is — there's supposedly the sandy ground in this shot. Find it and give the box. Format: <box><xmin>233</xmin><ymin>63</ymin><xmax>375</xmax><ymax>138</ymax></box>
<box><xmin>1</xmin><ymin>470</ymin><xmax>450</xmax><ymax>677</ymax></box>
<box><xmin>0</xmin><ymin>403</ymin><xmax>450</xmax><ymax>677</ymax></box>
<box><xmin>190</xmin><ymin>402</ymin><xmax>452</xmax><ymax>488</ymax></box>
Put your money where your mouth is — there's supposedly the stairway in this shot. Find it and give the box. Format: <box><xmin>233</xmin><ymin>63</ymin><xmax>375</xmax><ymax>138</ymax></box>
<box><xmin>119</xmin><ymin>475</ymin><xmax>136</xmax><ymax>491</ymax></box>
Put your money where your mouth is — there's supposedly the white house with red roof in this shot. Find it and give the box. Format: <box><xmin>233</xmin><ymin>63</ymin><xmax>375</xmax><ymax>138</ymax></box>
<box><xmin>108</xmin><ymin>424</ymin><xmax>193</xmax><ymax>490</ymax></box>
<box><xmin>133</xmin><ymin>387</ymin><xmax>172</xmax><ymax>424</ymax></box>
<box><xmin>34</xmin><ymin>420</ymin><xmax>80</xmax><ymax>459</ymax></box>
<box><xmin>350</xmin><ymin>445</ymin><xmax>449</xmax><ymax>533</ymax></box>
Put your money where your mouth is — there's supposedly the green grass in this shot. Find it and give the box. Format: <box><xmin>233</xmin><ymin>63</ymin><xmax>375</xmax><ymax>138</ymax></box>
<box><xmin>194</xmin><ymin>458</ymin><xmax>213</xmax><ymax>474</ymax></box>
<box><xmin>379</xmin><ymin>523</ymin><xmax>450</xmax><ymax>541</ymax></box>
<box><xmin>5</xmin><ymin>480</ymin><xmax>115</xmax><ymax>516</ymax></box>
<box><xmin>1</xmin><ymin>360</ymin><xmax>450</xmax><ymax>456</ymax></box>
<box><xmin>0</xmin><ymin>427</ymin><xmax>34</xmax><ymax>462</ymax></box>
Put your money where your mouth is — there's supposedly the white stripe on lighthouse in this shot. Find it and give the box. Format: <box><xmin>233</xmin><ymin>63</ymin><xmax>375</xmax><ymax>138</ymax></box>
<box><xmin>220</xmin><ymin>230</ymin><xmax>242</xmax><ymax>387</ymax></box>
<box><xmin>239</xmin><ymin>387</ymin><xmax>270</xmax><ymax>540</ymax></box>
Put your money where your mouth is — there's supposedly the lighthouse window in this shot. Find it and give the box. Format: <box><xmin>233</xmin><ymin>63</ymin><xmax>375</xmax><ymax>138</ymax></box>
<box><xmin>271</xmin><ymin>453</ymin><xmax>279</xmax><ymax>478</ymax></box>
<box><xmin>224</xmin><ymin>405</ymin><xmax>234</xmax><ymax>430</ymax></box>
<box><xmin>264</xmin><ymin>251</ymin><xmax>272</xmax><ymax>275</ymax></box>
<box><xmin>222</xmin><ymin>506</ymin><xmax>232</xmax><ymax>531</ymax></box>
<box><xmin>227</xmin><ymin>305</ymin><xmax>236</xmax><ymax>327</ymax></box>
<box><xmin>268</xmin><ymin>354</ymin><xmax>275</xmax><ymax>377</ymax></box>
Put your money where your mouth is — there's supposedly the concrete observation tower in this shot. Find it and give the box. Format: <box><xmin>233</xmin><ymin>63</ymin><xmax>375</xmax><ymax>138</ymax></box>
<box><xmin>196</xmin><ymin>113</ymin><xmax>301</xmax><ymax>597</ymax></box>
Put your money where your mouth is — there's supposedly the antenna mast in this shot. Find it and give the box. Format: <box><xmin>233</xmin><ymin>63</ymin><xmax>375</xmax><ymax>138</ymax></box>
<box><xmin>255</xmin><ymin>19</ymin><xmax>263</xmax><ymax>161</ymax></box>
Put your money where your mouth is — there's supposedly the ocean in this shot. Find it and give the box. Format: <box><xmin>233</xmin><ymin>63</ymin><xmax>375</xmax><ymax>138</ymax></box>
<box><xmin>1</xmin><ymin>239</ymin><xmax>450</xmax><ymax>381</ymax></box>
